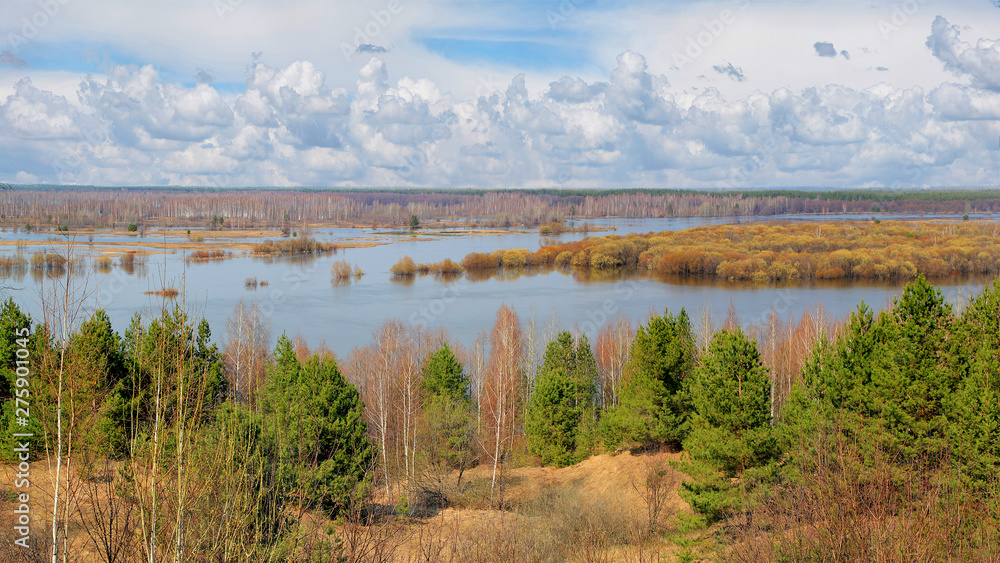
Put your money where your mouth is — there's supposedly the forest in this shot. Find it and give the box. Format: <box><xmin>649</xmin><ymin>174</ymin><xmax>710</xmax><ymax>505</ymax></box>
<box><xmin>2</xmin><ymin>187</ymin><xmax>1000</xmax><ymax>232</ymax></box>
<box><xmin>457</xmin><ymin>220</ymin><xmax>1000</xmax><ymax>282</ymax></box>
<box><xmin>1</xmin><ymin>271</ymin><xmax>998</xmax><ymax>561</ymax></box>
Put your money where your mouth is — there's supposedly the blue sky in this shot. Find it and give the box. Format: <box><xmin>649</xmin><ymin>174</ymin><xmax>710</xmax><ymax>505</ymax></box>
<box><xmin>1</xmin><ymin>0</ymin><xmax>999</xmax><ymax>188</ymax></box>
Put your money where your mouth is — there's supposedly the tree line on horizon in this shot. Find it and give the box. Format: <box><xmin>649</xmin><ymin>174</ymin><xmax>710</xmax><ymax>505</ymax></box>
<box><xmin>2</xmin><ymin>188</ymin><xmax>1000</xmax><ymax>233</ymax></box>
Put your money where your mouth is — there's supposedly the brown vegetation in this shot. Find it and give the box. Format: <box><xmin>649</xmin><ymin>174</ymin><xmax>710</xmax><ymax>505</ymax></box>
<box><xmin>331</xmin><ymin>260</ymin><xmax>363</xmax><ymax>282</ymax></box>
<box><xmin>457</xmin><ymin>221</ymin><xmax>1000</xmax><ymax>282</ymax></box>
<box><xmin>415</xmin><ymin>258</ymin><xmax>465</xmax><ymax>276</ymax></box>
<box><xmin>143</xmin><ymin>287</ymin><xmax>180</xmax><ymax>298</ymax></box>
<box><xmin>251</xmin><ymin>236</ymin><xmax>337</xmax><ymax>255</ymax></box>
<box><xmin>93</xmin><ymin>256</ymin><xmax>113</xmax><ymax>271</ymax></box>
<box><xmin>390</xmin><ymin>256</ymin><xmax>417</xmax><ymax>277</ymax></box>
<box><xmin>185</xmin><ymin>249</ymin><xmax>231</xmax><ymax>261</ymax></box>
<box><xmin>725</xmin><ymin>437</ymin><xmax>1000</xmax><ymax>562</ymax></box>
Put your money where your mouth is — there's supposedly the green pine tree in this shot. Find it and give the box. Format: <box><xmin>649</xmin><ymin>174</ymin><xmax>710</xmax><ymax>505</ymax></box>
<box><xmin>601</xmin><ymin>308</ymin><xmax>694</xmax><ymax>448</ymax></box>
<box><xmin>679</xmin><ymin>327</ymin><xmax>776</xmax><ymax>522</ymax></box>
<box><xmin>946</xmin><ymin>279</ymin><xmax>1000</xmax><ymax>486</ymax></box>
<box><xmin>261</xmin><ymin>335</ymin><xmax>375</xmax><ymax>513</ymax></box>
<box><xmin>523</xmin><ymin>331</ymin><xmax>598</xmax><ymax>465</ymax></box>
<box><xmin>0</xmin><ymin>299</ymin><xmax>39</xmax><ymax>462</ymax></box>
<box><xmin>525</xmin><ymin>367</ymin><xmax>583</xmax><ymax>466</ymax></box>
<box><xmin>421</xmin><ymin>343</ymin><xmax>476</xmax><ymax>486</ymax></box>
<box><xmin>789</xmin><ymin>275</ymin><xmax>959</xmax><ymax>466</ymax></box>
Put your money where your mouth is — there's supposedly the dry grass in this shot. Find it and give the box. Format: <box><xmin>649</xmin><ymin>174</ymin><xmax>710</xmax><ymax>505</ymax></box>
<box><xmin>386</xmin><ymin>451</ymin><xmax>687</xmax><ymax>562</ymax></box>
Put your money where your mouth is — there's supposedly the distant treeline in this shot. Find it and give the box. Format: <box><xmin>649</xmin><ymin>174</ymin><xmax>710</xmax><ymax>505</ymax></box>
<box><xmin>458</xmin><ymin>220</ymin><xmax>1000</xmax><ymax>282</ymax></box>
<box><xmin>2</xmin><ymin>187</ymin><xmax>999</xmax><ymax>231</ymax></box>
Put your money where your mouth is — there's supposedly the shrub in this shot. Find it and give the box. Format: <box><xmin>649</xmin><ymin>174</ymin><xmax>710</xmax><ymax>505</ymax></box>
<box><xmin>461</xmin><ymin>252</ymin><xmax>500</xmax><ymax>271</ymax></box>
<box><xmin>331</xmin><ymin>260</ymin><xmax>354</xmax><ymax>281</ymax></box>
<box><xmin>390</xmin><ymin>256</ymin><xmax>416</xmax><ymax>277</ymax></box>
<box><xmin>143</xmin><ymin>287</ymin><xmax>179</xmax><ymax>298</ymax></box>
<box><xmin>94</xmin><ymin>256</ymin><xmax>113</xmax><ymax>271</ymax></box>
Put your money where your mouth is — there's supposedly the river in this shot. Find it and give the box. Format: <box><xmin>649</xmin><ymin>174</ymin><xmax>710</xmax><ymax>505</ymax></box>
<box><xmin>2</xmin><ymin>214</ymin><xmax>997</xmax><ymax>355</ymax></box>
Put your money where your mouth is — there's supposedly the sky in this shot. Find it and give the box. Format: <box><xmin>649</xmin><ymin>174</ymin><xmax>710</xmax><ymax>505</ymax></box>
<box><xmin>1</xmin><ymin>0</ymin><xmax>999</xmax><ymax>189</ymax></box>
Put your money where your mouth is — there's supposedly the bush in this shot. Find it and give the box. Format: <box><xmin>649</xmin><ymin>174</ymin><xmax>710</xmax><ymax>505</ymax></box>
<box><xmin>127</xmin><ymin>223</ymin><xmax>138</xmax><ymax>232</ymax></box>
<box><xmin>331</xmin><ymin>260</ymin><xmax>354</xmax><ymax>281</ymax></box>
<box><xmin>461</xmin><ymin>252</ymin><xmax>500</xmax><ymax>271</ymax></box>
<box><xmin>390</xmin><ymin>256</ymin><xmax>416</xmax><ymax>277</ymax></box>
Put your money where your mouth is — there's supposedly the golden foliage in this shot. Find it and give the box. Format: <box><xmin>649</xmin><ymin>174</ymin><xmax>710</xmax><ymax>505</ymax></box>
<box><xmin>456</xmin><ymin>221</ymin><xmax>1000</xmax><ymax>282</ymax></box>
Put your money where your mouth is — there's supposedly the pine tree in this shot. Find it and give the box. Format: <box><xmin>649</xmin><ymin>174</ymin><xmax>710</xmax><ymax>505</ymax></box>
<box><xmin>421</xmin><ymin>343</ymin><xmax>476</xmax><ymax>485</ymax></box>
<box><xmin>261</xmin><ymin>335</ymin><xmax>375</xmax><ymax>513</ymax></box>
<box><xmin>523</xmin><ymin>331</ymin><xmax>598</xmax><ymax>465</ymax></box>
<box><xmin>525</xmin><ymin>368</ymin><xmax>583</xmax><ymax>466</ymax></box>
<box><xmin>791</xmin><ymin>276</ymin><xmax>959</xmax><ymax>465</ymax></box>
<box><xmin>0</xmin><ymin>299</ymin><xmax>37</xmax><ymax>462</ymax></box>
<box><xmin>423</xmin><ymin>343</ymin><xmax>466</xmax><ymax>401</ymax></box>
<box><xmin>946</xmin><ymin>279</ymin><xmax>1000</xmax><ymax>486</ymax></box>
<box><xmin>680</xmin><ymin>327</ymin><xmax>776</xmax><ymax>522</ymax></box>
<box><xmin>601</xmin><ymin>308</ymin><xmax>694</xmax><ymax>448</ymax></box>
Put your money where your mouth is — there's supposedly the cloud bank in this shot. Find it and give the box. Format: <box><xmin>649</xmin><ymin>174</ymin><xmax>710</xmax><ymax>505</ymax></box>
<box><xmin>0</xmin><ymin>17</ymin><xmax>998</xmax><ymax>189</ymax></box>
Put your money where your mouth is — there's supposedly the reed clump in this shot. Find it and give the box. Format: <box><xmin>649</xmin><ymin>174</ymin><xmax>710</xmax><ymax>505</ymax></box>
<box><xmin>94</xmin><ymin>256</ymin><xmax>113</xmax><ymax>271</ymax></box>
<box><xmin>416</xmin><ymin>258</ymin><xmax>465</xmax><ymax>276</ymax></box>
<box><xmin>0</xmin><ymin>255</ymin><xmax>28</xmax><ymax>275</ymax></box>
